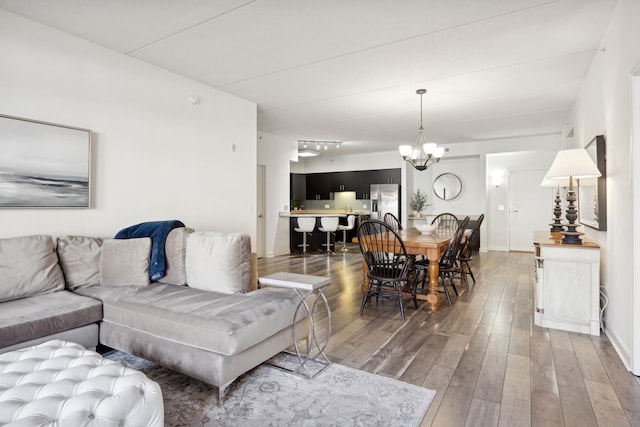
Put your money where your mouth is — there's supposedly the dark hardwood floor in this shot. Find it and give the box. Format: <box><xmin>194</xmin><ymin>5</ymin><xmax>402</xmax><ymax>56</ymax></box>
<box><xmin>257</xmin><ymin>245</ymin><xmax>640</xmax><ymax>427</ymax></box>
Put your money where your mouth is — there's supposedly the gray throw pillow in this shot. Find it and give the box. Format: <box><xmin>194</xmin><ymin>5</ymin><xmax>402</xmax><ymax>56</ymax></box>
<box><xmin>56</xmin><ymin>235</ymin><xmax>104</xmax><ymax>290</ymax></box>
<box><xmin>159</xmin><ymin>227</ymin><xmax>193</xmax><ymax>285</ymax></box>
<box><xmin>100</xmin><ymin>238</ymin><xmax>151</xmax><ymax>287</ymax></box>
<box><xmin>0</xmin><ymin>235</ymin><xmax>65</xmax><ymax>303</ymax></box>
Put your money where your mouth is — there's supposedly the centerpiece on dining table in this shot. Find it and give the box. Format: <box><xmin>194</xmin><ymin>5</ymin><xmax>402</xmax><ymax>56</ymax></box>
<box><xmin>410</xmin><ymin>188</ymin><xmax>430</xmax><ymax>218</ymax></box>
<box><xmin>415</xmin><ymin>223</ymin><xmax>437</xmax><ymax>234</ymax></box>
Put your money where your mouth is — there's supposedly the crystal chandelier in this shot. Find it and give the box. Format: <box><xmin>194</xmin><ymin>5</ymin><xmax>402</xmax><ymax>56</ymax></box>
<box><xmin>398</xmin><ymin>89</ymin><xmax>445</xmax><ymax>171</ymax></box>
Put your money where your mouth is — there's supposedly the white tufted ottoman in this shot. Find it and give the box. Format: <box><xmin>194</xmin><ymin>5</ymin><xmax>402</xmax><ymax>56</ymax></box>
<box><xmin>0</xmin><ymin>340</ymin><xmax>163</xmax><ymax>427</ymax></box>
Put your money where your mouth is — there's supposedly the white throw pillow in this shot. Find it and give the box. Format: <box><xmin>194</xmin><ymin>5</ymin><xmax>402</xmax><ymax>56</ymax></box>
<box><xmin>100</xmin><ymin>238</ymin><xmax>151</xmax><ymax>287</ymax></box>
<box><xmin>185</xmin><ymin>232</ymin><xmax>251</xmax><ymax>294</ymax></box>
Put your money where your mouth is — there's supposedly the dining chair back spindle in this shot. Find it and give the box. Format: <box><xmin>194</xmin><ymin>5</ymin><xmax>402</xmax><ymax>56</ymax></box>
<box><xmin>357</xmin><ymin>214</ymin><xmax>370</xmax><ymax>228</ymax></box>
<box><xmin>459</xmin><ymin>214</ymin><xmax>485</xmax><ymax>285</ymax></box>
<box><xmin>431</xmin><ymin>213</ymin><xmax>458</xmax><ymax>231</ymax></box>
<box><xmin>437</xmin><ymin>216</ymin><xmax>470</xmax><ymax>302</ymax></box>
<box><xmin>383</xmin><ymin>212</ymin><xmax>403</xmax><ymax>231</ymax></box>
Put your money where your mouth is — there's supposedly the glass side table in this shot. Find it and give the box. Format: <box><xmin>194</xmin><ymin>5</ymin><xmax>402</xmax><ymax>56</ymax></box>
<box><xmin>258</xmin><ymin>272</ymin><xmax>332</xmax><ymax>378</ymax></box>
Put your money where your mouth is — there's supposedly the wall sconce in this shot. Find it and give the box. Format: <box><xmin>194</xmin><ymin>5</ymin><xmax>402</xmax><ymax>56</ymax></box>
<box><xmin>490</xmin><ymin>171</ymin><xmax>505</xmax><ymax>187</ymax></box>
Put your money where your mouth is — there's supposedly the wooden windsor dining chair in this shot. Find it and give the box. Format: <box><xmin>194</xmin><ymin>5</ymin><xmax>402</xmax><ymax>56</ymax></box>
<box><xmin>414</xmin><ymin>216</ymin><xmax>469</xmax><ymax>305</ymax></box>
<box><xmin>458</xmin><ymin>214</ymin><xmax>485</xmax><ymax>285</ymax></box>
<box><xmin>357</xmin><ymin>219</ymin><xmax>417</xmax><ymax>320</ymax></box>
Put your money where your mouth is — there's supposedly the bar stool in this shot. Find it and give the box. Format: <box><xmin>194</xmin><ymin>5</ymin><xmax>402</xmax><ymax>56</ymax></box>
<box><xmin>294</xmin><ymin>217</ymin><xmax>316</xmax><ymax>255</ymax></box>
<box><xmin>319</xmin><ymin>217</ymin><xmax>339</xmax><ymax>254</ymax></box>
<box><xmin>336</xmin><ymin>214</ymin><xmax>356</xmax><ymax>251</ymax></box>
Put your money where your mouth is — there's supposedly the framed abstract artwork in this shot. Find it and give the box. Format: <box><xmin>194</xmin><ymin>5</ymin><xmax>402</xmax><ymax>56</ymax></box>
<box><xmin>0</xmin><ymin>114</ymin><xmax>92</xmax><ymax>207</ymax></box>
<box><xmin>578</xmin><ymin>135</ymin><xmax>606</xmax><ymax>231</ymax></box>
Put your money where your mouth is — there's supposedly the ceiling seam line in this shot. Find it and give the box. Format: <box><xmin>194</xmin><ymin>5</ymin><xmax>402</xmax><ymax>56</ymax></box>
<box><xmin>255</xmin><ymin>48</ymin><xmax>597</xmax><ymax>113</ymax></box>
<box><xmin>216</xmin><ymin>0</ymin><xmax>561</xmax><ymax>88</ymax></box>
<box><xmin>124</xmin><ymin>0</ymin><xmax>261</xmax><ymax>55</ymax></box>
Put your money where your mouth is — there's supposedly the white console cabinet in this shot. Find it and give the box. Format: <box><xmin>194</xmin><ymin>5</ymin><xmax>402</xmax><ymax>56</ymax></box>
<box><xmin>533</xmin><ymin>231</ymin><xmax>601</xmax><ymax>336</ymax></box>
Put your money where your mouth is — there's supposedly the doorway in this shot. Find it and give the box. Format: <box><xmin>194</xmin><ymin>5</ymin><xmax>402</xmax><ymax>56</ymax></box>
<box><xmin>256</xmin><ymin>164</ymin><xmax>266</xmax><ymax>259</ymax></box>
<box><xmin>508</xmin><ymin>169</ymin><xmax>553</xmax><ymax>251</ymax></box>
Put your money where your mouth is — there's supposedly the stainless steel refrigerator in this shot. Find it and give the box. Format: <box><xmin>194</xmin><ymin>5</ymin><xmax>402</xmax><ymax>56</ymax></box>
<box><xmin>370</xmin><ymin>184</ymin><xmax>400</xmax><ymax>220</ymax></box>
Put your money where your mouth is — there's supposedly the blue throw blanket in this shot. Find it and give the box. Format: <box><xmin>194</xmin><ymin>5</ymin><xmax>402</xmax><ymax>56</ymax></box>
<box><xmin>115</xmin><ymin>220</ymin><xmax>185</xmax><ymax>281</ymax></box>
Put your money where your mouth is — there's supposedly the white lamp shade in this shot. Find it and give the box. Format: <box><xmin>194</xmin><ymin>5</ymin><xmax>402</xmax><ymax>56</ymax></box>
<box><xmin>423</xmin><ymin>143</ymin><xmax>437</xmax><ymax>154</ymax></box>
<box><xmin>399</xmin><ymin>145</ymin><xmax>412</xmax><ymax>157</ymax></box>
<box><xmin>433</xmin><ymin>146</ymin><xmax>445</xmax><ymax>158</ymax></box>
<box><xmin>544</xmin><ymin>148</ymin><xmax>601</xmax><ymax>179</ymax></box>
<box><xmin>540</xmin><ymin>177</ymin><xmax>570</xmax><ymax>187</ymax></box>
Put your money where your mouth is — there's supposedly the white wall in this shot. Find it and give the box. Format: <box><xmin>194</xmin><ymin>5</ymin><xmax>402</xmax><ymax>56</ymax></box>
<box><xmin>411</xmin><ymin>136</ymin><xmax>558</xmax><ymax>251</ymax></box>
<box><xmin>565</xmin><ymin>0</ymin><xmax>640</xmax><ymax>370</ymax></box>
<box><xmin>295</xmin><ymin>150</ymin><xmax>404</xmax><ymax>173</ymax></box>
<box><xmin>485</xmin><ymin>151</ymin><xmax>558</xmax><ymax>251</ymax></box>
<box><xmin>410</xmin><ymin>157</ymin><xmax>483</xmax><ymax>216</ymax></box>
<box><xmin>0</xmin><ymin>10</ymin><xmax>257</xmax><ymax>242</ymax></box>
<box><xmin>295</xmin><ymin>133</ymin><xmax>559</xmax><ymax>174</ymax></box>
<box><xmin>257</xmin><ymin>132</ymin><xmax>297</xmax><ymax>257</ymax></box>
<box><xmin>445</xmin><ymin>134</ymin><xmax>559</xmax><ymax>156</ymax></box>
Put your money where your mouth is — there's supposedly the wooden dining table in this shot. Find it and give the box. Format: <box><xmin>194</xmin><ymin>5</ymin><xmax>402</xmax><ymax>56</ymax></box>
<box><xmin>359</xmin><ymin>227</ymin><xmax>455</xmax><ymax>312</ymax></box>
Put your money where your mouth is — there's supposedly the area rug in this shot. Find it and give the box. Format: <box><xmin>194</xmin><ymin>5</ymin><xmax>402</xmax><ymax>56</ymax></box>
<box><xmin>104</xmin><ymin>350</ymin><xmax>435</xmax><ymax>427</ymax></box>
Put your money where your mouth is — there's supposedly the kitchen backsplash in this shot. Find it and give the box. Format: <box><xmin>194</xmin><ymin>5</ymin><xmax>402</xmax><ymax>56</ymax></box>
<box><xmin>297</xmin><ymin>191</ymin><xmax>370</xmax><ymax>211</ymax></box>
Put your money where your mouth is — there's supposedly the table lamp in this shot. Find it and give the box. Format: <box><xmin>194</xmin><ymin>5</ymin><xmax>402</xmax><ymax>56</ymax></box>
<box><xmin>544</xmin><ymin>148</ymin><xmax>601</xmax><ymax>244</ymax></box>
<box><xmin>540</xmin><ymin>177</ymin><xmax>569</xmax><ymax>232</ymax></box>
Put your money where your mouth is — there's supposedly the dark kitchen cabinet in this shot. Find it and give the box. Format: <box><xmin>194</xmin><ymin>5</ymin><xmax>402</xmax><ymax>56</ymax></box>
<box><xmin>331</xmin><ymin>171</ymin><xmax>356</xmax><ymax>192</ymax></box>
<box><xmin>376</xmin><ymin>168</ymin><xmax>401</xmax><ymax>184</ymax></box>
<box><xmin>306</xmin><ymin>172</ymin><xmax>332</xmax><ymax>200</ymax></box>
<box><xmin>290</xmin><ymin>173</ymin><xmax>306</xmax><ymax>200</ymax></box>
<box><xmin>354</xmin><ymin>170</ymin><xmax>374</xmax><ymax>199</ymax></box>
<box><xmin>300</xmin><ymin>168</ymin><xmax>400</xmax><ymax>201</ymax></box>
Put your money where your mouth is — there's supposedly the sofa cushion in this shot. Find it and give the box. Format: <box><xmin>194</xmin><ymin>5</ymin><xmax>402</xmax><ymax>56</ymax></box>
<box><xmin>0</xmin><ymin>235</ymin><xmax>65</xmax><ymax>303</ymax></box>
<box><xmin>74</xmin><ymin>283</ymin><xmax>301</xmax><ymax>356</ymax></box>
<box><xmin>185</xmin><ymin>232</ymin><xmax>251</xmax><ymax>294</ymax></box>
<box><xmin>0</xmin><ymin>290</ymin><xmax>103</xmax><ymax>348</ymax></box>
<box><xmin>100</xmin><ymin>238</ymin><xmax>151</xmax><ymax>287</ymax></box>
<box><xmin>56</xmin><ymin>236</ymin><xmax>104</xmax><ymax>290</ymax></box>
<box><xmin>158</xmin><ymin>227</ymin><xmax>193</xmax><ymax>286</ymax></box>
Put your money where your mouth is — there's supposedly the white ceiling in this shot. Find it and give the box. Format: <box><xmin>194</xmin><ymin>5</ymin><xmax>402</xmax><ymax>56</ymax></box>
<box><xmin>0</xmin><ymin>0</ymin><xmax>617</xmax><ymax>157</ymax></box>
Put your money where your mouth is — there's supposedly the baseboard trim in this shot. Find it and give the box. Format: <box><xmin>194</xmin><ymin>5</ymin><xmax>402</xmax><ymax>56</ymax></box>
<box><xmin>604</xmin><ymin>326</ymin><xmax>632</xmax><ymax>371</ymax></box>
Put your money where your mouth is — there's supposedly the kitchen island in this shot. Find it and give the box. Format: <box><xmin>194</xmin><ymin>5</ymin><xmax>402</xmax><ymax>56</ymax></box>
<box><xmin>282</xmin><ymin>210</ymin><xmax>369</xmax><ymax>253</ymax></box>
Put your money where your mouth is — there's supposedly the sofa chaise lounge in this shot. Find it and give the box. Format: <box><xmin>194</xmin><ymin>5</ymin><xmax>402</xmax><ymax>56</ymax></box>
<box><xmin>0</xmin><ymin>226</ymin><xmax>307</xmax><ymax>402</ymax></box>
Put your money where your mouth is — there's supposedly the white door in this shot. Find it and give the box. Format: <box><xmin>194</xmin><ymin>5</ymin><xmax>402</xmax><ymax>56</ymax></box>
<box><xmin>256</xmin><ymin>165</ymin><xmax>266</xmax><ymax>258</ymax></box>
<box><xmin>508</xmin><ymin>169</ymin><xmax>553</xmax><ymax>252</ymax></box>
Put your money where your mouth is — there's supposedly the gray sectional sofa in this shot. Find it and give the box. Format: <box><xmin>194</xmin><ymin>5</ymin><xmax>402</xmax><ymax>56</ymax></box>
<box><xmin>0</xmin><ymin>227</ymin><xmax>306</xmax><ymax>402</ymax></box>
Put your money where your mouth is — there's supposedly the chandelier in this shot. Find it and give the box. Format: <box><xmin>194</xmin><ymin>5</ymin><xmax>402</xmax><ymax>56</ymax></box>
<box><xmin>398</xmin><ymin>89</ymin><xmax>445</xmax><ymax>171</ymax></box>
